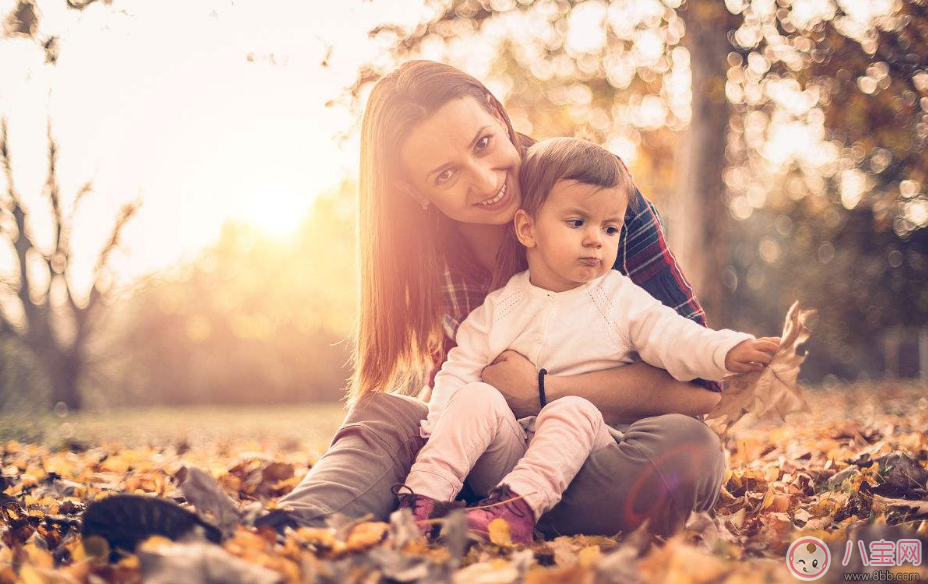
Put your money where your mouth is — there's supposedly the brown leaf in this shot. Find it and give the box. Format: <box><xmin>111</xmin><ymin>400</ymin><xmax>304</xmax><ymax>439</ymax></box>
<box><xmin>707</xmin><ymin>301</ymin><xmax>814</xmax><ymax>433</ymax></box>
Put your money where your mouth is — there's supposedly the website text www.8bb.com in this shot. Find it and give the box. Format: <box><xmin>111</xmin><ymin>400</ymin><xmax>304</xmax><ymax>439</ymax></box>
<box><xmin>841</xmin><ymin>571</ymin><xmax>920</xmax><ymax>581</ymax></box>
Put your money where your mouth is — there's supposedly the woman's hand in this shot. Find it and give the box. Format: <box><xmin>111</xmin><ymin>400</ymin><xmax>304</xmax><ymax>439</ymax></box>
<box><xmin>725</xmin><ymin>337</ymin><xmax>781</xmax><ymax>373</ymax></box>
<box><xmin>481</xmin><ymin>350</ymin><xmax>541</xmax><ymax>418</ymax></box>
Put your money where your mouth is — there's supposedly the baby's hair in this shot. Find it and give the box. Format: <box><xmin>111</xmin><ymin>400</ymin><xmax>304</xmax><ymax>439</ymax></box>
<box><xmin>519</xmin><ymin>137</ymin><xmax>639</xmax><ymax>217</ymax></box>
<box><xmin>492</xmin><ymin>137</ymin><xmax>639</xmax><ymax>288</ymax></box>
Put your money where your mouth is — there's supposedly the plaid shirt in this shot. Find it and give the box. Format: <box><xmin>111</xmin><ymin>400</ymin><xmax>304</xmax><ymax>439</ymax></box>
<box><xmin>433</xmin><ymin>188</ymin><xmax>722</xmax><ymax>393</ymax></box>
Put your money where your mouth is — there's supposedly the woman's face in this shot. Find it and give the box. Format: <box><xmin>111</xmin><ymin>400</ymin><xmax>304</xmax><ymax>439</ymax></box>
<box><xmin>398</xmin><ymin>96</ymin><xmax>522</xmax><ymax>226</ymax></box>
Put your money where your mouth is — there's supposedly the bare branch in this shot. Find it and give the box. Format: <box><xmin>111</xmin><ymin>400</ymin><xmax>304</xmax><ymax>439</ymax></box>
<box><xmin>72</xmin><ymin>201</ymin><xmax>139</xmax><ymax>339</ymax></box>
<box><xmin>45</xmin><ymin>122</ymin><xmax>64</xmax><ymax>276</ymax></box>
<box><xmin>71</xmin><ymin>180</ymin><xmax>93</xmax><ymax>213</ymax></box>
<box><xmin>1</xmin><ymin>121</ymin><xmax>35</xmax><ymax>326</ymax></box>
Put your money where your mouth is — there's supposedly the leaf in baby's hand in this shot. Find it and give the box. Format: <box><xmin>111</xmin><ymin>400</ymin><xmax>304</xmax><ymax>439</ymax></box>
<box><xmin>707</xmin><ymin>301</ymin><xmax>814</xmax><ymax>434</ymax></box>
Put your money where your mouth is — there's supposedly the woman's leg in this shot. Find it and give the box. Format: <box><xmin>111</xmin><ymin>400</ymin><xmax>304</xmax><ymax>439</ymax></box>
<box><xmin>407</xmin><ymin>382</ymin><xmax>527</xmax><ymax>501</ymax></box>
<box><xmin>535</xmin><ymin>413</ymin><xmax>725</xmax><ymax>538</ymax></box>
<box><xmin>265</xmin><ymin>392</ymin><xmax>428</xmax><ymax>527</ymax></box>
<box><xmin>499</xmin><ymin>396</ymin><xmax>614</xmax><ymax>518</ymax></box>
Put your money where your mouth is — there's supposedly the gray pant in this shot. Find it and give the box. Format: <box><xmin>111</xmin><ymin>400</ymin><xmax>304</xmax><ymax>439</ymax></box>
<box><xmin>276</xmin><ymin>392</ymin><xmax>725</xmax><ymax>537</ymax></box>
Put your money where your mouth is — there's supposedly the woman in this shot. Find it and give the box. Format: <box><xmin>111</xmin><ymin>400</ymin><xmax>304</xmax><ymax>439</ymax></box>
<box><xmin>259</xmin><ymin>61</ymin><xmax>726</xmax><ymax>538</ymax></box>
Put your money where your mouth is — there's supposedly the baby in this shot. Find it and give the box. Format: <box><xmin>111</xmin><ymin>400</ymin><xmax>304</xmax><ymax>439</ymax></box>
<box><xmin>394</xmin><ymin>137</ymin><xmax>779</xmax><ymax>544</ymax></box>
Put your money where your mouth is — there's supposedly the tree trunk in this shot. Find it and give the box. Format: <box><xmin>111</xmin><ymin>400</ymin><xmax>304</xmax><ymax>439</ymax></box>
<box><xmin>673</xmin><ymin>0</ymin><xmax>735</xmax><ymax>326</ymax></box>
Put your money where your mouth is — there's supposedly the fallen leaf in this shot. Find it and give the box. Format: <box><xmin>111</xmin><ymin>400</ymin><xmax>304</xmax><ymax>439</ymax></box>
<box><xmin>488</xmin><ymin>517</ymin><xmax>513</xmax><ymax>547</ymax></box>
<box><xmin>176</xmin><ymin>466</ymin><xmax>241</xmax><ymax>538</ymax></box>
<box><xmin>344</xmin><ymin>521</ymin><xmax>389</xmax><ymax>551</ymax></box>
<box><xmin>138</xmin><ymin>539</ymin><xmax>281</xmax><ymax>584</ymax></box>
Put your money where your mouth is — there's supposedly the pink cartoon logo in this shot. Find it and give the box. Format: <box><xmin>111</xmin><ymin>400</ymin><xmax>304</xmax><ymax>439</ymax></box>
<box><xmin>786</xmin><ymin>536</ymin><xmax>831</xmax><ymax>580</ymax></box>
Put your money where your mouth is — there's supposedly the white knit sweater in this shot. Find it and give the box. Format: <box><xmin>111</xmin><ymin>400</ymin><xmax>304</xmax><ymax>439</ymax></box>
<box><xmin>422</xmin><ymin>269</ymin><xmax>753</xmax><ymax>436</ymax></box>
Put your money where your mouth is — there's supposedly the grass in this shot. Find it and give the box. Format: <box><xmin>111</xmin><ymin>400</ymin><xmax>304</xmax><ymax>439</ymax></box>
<box><xmin>0</xmin><ymin>402</ymin><xmax>347</xmax><ymax>457</ymax></box>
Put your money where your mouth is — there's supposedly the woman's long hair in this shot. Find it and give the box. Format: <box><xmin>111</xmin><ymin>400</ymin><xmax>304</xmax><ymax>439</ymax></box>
<box><xmin>351</xmin><ymin>61</ymin><xmax>525</xmax><ymax>405</ymax></box>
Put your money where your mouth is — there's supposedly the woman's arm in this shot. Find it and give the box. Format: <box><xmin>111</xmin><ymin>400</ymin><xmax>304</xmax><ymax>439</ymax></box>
<box><xmin>481</xmin><ymin>350</ymin><xmax>720</xmax><ymax>425</ymax></box>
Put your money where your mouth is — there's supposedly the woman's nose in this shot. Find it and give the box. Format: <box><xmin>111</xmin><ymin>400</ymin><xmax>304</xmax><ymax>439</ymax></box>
<box><xmin>469</xmin><ymin>163</ymin><xmax>498</xmax><ymax>195</ymax></box>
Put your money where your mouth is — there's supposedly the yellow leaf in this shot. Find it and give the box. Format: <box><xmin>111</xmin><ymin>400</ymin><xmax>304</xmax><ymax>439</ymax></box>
<box><xmin>24</xmin><ymin>543</ymin><xmax>54</xmax><ymax>569</ymax></box>
<box><xmin>577</xmin><ymin>545</ymin><xmax>601</xmax><ymax>567</ymax></box>
<box><xmin>100</xmin><ymin>456</ymin><xmax>130</xmax><ymax>473</ymax></box>
<box><xmin>344</xmin><ymin>522</ymin><xmax>389</xmax><ymax>551</ymax></box>
<box><xmin>18</xmin><ymin>564</ymin><xmax>46</xmax><ymax>584</ymax></box>
<box><xmin>488</xmin><ymin>517</ymin><xmax>513</xmax><ymax>546</ymax></box>
<box><xmin>524</xmin><ymin>565</ymin><xmax>594</xmax><ymax>584</ymax></box>
<box><xmin>117</xmin><ymin>555</ymin><xmax>140</xmax><ymax>570</ymax></box>
<box><xmin>759</xmin><ymin>489</ymin><xmax>776</xmax><ymax>511</ymax></box>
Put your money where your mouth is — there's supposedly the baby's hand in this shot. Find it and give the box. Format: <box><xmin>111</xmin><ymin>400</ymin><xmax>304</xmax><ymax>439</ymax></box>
<box><xmin>724</xmin><ymin>337</ymin><xmax>781</xmax><ymax>373</ymax></box>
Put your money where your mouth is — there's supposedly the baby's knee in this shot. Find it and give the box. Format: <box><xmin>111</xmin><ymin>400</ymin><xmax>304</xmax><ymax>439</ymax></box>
<box><xmin>448</xmin><ymin>382</ymin><xmax>509</xmax><ymax>414</ymax></box>
<box><xmin>538</xmin><ymin>396</ymin><xmax>604</xmax><ymax>429</ymax></box>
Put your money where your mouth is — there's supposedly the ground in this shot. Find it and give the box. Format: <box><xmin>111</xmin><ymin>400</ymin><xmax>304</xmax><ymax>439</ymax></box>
<box><xmin>1</xmin><ymin>383</ymin><xmax>927</xmax><ymax>583</ymax></box>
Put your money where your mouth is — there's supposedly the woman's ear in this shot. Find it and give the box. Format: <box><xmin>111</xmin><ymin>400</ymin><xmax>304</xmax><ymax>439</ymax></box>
<box><xmin>514</xmin><ymin>210</ymin><xmax>536</xmax><ymax>248</ymax></box>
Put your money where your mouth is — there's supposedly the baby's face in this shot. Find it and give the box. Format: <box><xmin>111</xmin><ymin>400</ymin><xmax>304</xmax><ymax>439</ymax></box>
<box><xmin>790</xmin><ymin>541</ymin><xmax>827</xmax><ymax>576</ymax></box>
<box><xmin>524</xmin><ymin>180</ymin><xmax>627</xmax><ymax>292</ymax></box>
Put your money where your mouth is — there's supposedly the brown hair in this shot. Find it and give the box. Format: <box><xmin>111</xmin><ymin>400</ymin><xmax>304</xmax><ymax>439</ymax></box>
<box><xmin>493</xmin><ymin>137</ymin><xmax>639</xmax><ymax>287</ymax></box>
<box><xmin>351</xmin><ymin>60</ymin><xmax>526</xmax><ymax>405</ymax></box>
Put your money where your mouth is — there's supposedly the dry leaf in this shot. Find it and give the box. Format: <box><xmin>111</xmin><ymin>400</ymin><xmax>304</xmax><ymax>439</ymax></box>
<box><xmin>707</xmin><ymin>300</ymin><xmax>814</xmax><ymax>433</ymax></box>
<box><xmin>487</xmin><ymin>517</ymin><xmax>513</xmax><ymax>547</ymax></box>
<box><xmin>344</xmin><ymin>521</ymin><xmax>389</xmax><ymax>551</ymax></box>
<box><xmin>453</xmin><ymin>558</ymin><xmax>519</xmax><ymax>584</ymax></box>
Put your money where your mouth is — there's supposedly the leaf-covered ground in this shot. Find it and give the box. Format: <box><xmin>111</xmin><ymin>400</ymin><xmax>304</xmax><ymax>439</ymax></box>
<box><xmin>2</xmin><ymin>382</ymin><xmax>927</xmax><ymax>583</ymax></box>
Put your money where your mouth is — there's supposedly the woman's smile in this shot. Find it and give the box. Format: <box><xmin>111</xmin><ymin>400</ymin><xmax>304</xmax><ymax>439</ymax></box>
<box><xmin>473</xmin><ymin>176</ymin><xmax>512</xmax><ymax>210</ymax></box>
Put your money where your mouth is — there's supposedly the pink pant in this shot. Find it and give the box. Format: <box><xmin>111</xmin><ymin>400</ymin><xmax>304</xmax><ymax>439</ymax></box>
<box><xmin>405</xmin><ymin>382</ymin><xmax>614</xmax><ymax>519</ymax></box>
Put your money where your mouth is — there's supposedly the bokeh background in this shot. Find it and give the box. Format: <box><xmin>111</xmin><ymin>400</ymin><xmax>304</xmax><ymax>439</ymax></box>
<box><xmin>1</xmin><ymin>0</ymin><xmax>926</xmax><ymax>419</ymax></box>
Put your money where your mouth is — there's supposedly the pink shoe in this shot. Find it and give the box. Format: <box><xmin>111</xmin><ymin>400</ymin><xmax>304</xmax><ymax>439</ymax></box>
<box><xmin>392</xmin><ymin>484</ymin><xmax>437</xmax><ymax>536</ymax></box>
<box><xmin>465</xmin><ymin>485</ymin><xmax>535</xmax><ymax>545</ymax></box>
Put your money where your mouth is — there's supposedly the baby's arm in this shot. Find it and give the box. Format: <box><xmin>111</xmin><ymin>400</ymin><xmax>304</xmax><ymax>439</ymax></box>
<box><xmin>725</xmin><ymin>337</ymin><xmax>781</xmax><ymax>373</ymax></box>
<box><xmin>422</xmin><ymin>299</ymin><xmax>496</xmax><ymax>434</ymax></box>
<box><xmin>621</xmin><ymin>279</ymin><xmax>757</xmax><ymax>381</ymax></box>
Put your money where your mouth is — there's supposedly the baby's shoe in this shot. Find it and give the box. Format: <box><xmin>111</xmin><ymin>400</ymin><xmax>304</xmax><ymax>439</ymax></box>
<box><xmin>392</xmin><ymin>484</ymin><xmax>437</xmax><ymax>536</ymax></box>
<box><xmin>465</xmin><ymin>484</ymin><xmax>535</xmax><ymax>545</ymax></box>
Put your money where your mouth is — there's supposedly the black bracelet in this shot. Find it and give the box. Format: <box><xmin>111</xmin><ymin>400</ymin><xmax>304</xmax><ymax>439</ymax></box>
<box><xmin>538</xmin><ymin>368</ymin><xmax>548</xmax><ymax>408</ymax></box>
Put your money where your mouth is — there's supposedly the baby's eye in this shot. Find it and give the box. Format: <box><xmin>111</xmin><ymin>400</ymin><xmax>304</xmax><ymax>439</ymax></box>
<box><xmin>605</xmin><ymin>225</ymin><xmax>620</xmax><ymax>236</ymax></box>
<box><xmin>436</xmin><ymin>169</ymin><xmax>454</xmax><ymax>184</ymax></box>
<box><xmin>567</xmin><ymin>219</ymin><xmax>584</xmax><ymax>228</ymax></box>
<box><xmin>475</xmin><ymin>135</ymin><xmax>491</xmax><ymax>151</ymax></box>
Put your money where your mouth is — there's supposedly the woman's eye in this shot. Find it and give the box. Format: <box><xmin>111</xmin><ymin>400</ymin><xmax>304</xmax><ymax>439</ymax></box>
<box><xmin>476</xmin><ymin>135</ymin><xmax>491</xmax><ymax>151</ymax></box>
<box><xmin>436</xmin><ymin>169</ymin><xmax>453</xmax><ymax>184</ymax></box>
<box><xmin>567</xmin><ymin>220</ymin><xmax>584</xmax><ymax>228</ymax></box>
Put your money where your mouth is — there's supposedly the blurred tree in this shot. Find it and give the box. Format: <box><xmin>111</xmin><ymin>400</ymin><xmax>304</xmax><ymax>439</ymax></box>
<box><xmin>722</xmin><ymin>0</ymin><xmax>928</xmax><ymax>380</ymax></box>
<box><xmin>0</xmin><ymin>121</ymin><xmax>138</xmax><ymax>410</ymax></box>
<box><xmin>103</xmin><ymin>183</ymin><xmax>357</xmax><ymax>406</ymax></box>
